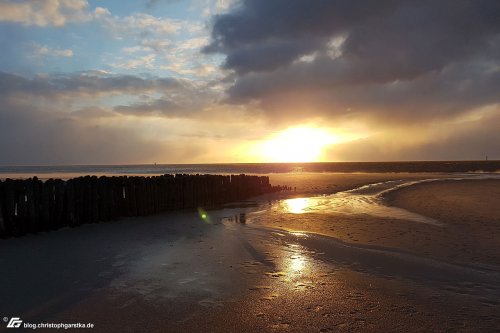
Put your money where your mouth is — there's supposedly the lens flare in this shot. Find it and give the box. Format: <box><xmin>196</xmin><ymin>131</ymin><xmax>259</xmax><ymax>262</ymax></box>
<box><xmin>197</xmin><ymin>208</ymin><xmax>211</xmax><ymax>223</ymax></box>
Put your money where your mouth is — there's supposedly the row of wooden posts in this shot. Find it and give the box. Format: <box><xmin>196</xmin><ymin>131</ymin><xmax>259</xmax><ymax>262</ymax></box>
<box><xmin>0</xmin><ymin>174</ymin><xmax>282</xmax><ymax>238</ymax></box>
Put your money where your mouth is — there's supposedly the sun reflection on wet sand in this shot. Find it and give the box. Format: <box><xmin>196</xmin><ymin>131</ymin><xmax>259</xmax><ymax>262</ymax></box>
<box><xmin>280</xmin><ymin>181</ymin><xmax>442</xmax><ymax>225</ymax></box>
<box><xmin>283</xmin><ymin>243</ymin><xmax>312</xmax><ymax>281</ymax></box>
<box><xmin>284</xmin><ymin>198</ymin><xmax>312</xmax><ymax>214</ymax></box>
<box><xmin>264</xmin><ymin>242</ymin><xmax>313</xmax><ymax>286</ymax></box>
<box><xmin>289</xmin><ymin>231</ymin><xmax>309</xmax><ymax>237</ymax></box>
<box><xmin>289</xmin><ymin>254</ymin><xmax>306</xmax><ymax>272</ymax></box>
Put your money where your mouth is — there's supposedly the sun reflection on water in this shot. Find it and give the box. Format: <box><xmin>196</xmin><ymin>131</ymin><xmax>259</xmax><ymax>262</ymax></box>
<box><xmin>284</xmin><ymin>243</ymin><xmax>309</xmax><ymax>276</ymax></box>
<box><xmin>289</xmin><ymin>255</ymin><xmax>306</xmax><ymax>272</ymax></box>
<box><xmin>284</xmin><ymin>198</ymin><xmax>312</xmax><ymax>214</ymax></box>
<box><xmin>289</xmin><ymin>231</ymin><xmax>308</xmax><ymax>237</ymax></box>
<box><xmin>279</xmin><ymin>190</ymin><xmax>441</xmax><ymax>225</ymax></box>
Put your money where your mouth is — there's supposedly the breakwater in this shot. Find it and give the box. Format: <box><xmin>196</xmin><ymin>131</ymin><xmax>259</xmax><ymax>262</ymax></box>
<box><xmin>0</xmin><ymin>174</ymin><xmax>281</xmax><ymax>238</ymax></box>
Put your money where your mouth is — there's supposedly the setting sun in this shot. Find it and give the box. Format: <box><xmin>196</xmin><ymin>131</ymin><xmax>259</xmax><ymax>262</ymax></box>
<box><xmin>260</xmin><ymin>127</ymin><xmax>339</xmax><ymax>162</ymax></box>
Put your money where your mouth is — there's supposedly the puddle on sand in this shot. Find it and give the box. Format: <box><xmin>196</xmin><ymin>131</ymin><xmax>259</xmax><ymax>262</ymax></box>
<box><xmin>280</xmin><ymin>180</ymin><xmax>443</xmax><ymax>225</ymax></box>
<box><xmin>277</xmin><ymin>174</ymin><xmax>500</xmax><ymax>226</ymax></box>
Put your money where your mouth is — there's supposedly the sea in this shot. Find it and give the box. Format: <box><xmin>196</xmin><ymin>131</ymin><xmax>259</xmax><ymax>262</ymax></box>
<box><xmin>0</xmin><ymin>160</ymin><xmax>499</xmax><ymax>179</ymax></box>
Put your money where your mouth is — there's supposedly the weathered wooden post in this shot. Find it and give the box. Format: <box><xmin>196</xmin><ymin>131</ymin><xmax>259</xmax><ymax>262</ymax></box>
<box><xmin>173</xmin><ymin>175</ymin><xmax>180</xmax><ymax>209</ymax></box>
<box><xmin>65</xmin><ymin>178</ymin><xmax>76</xmax><ymax>226</ymax></box>
<box><xmin>152</xmin><ymin>176</ymin><xmax>159</xmax><ymax>214</ymax></box>
<box><xmin>32</xmin><ymin>177</ymin><xmax>42</xmax><ymax>232</ymax></box>
<box><xmin>145</xmin><ymin>177</ymin><xmax>153</xmax><ymax>215</ymax></box>
<box><xmin>96</xmin><ymin>177</ymin><xmax>106</xmax><ymax>222</ymax></box>
<box><xmin>0</xmin><ymin>181</ymin><xmax>5</xmax><ymax>238</ymax></box>
<box><xmin>158</xmin><ymin>176</ymin><xmax>166</xmax><ymax>212</ymax></box>
<box><xmin>2</xmin><ymin>180</ymin><xmax>15</xmax><ymax>237</ymax></box>
<box><xmin>110</xmin><ymin>177</ymin><xmax>119</xmax><ymax>220</ymax></box>
<box><xmin>165</xmin><ymin>175</ymin><xmax>173</xmax><ymax>210</ymax></box>
<box><xmin>119</xmin><ymin>177</ymin><xmax>128</xmax><ymax>217</ymax></box>
<box><xmin>24</xmin><ymin>178</ymin><xmax>36</xmax><ymax>234</ymax></box>
<box><xmin>89</xmin><ymin>176</ymin><xmax>99</xmax><ymax>223</ymax></box>
<box><xmin>14</xmin><ymin>180</ymin><xmax>28</xmax><ymax>236</ymax></box>
<box><xmin>128</xmin><ymin>177</ymin><xmax>137</xmax><ymax>217</ymax></box>
<box><xmin>136</xmin><ymin>177</ymin><xmax>144</xmax><ymax>216</ymax></box>
<box><xmin>53</xmin><ymin>179</ymin><xmax>65</xmax><ymax>229</ymax></box>
<box><xmin>72</xmin><ymin>177</ymin><xmax>83</xmax><ymax>227</ymax></box>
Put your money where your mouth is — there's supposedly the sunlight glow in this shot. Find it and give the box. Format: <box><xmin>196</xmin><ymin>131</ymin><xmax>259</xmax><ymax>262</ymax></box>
<box><xmin>260</xmin><ymin>127</ymin><xmax>339</xmax><ymax>162</ymax></box>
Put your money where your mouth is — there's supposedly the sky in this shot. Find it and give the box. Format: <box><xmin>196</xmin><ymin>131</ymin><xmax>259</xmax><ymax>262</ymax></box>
<box><xmin>0</xmin><ymin>0</ymin><xmax>499</xmax><ymax>165</ymax></box>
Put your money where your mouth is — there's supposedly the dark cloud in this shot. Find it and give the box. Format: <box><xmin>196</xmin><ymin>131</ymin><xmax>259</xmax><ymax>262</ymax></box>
<box><xmin>0</xmin><ymin>71</ymin><xmax>182</xmax><ymax>98</ymax></box>
<box><xmin>0</xmin><ymin>71</ymin><xmax>208</xmax><ymax>164</ymax></box>
<box><xmin>206</xmin><ymin>0</ymin><xmax>500</xmax><ymax>76</ymax></box>
<box><xmin>0</xmin><ymin>97</ymin><xmax>158</xmax><ymax>164</ymax></box>
<box><xmin>205</xmin><ymin>0</ymin><xmax>500</xmax><ymax>123</ymax></box>
<box><xmin>71</xmin><ymin>107</ymin><xmax>117</xmax><ymax>119</ymax></box>
<box><xmin>114</xmin><ymin>98</ymin><xmax>185</xmax><ymax>117</ymax></box>
<box><xmin>220</xmin><ymin>38</ymin><xmax>323</xmax><ymax>74</ymax></box>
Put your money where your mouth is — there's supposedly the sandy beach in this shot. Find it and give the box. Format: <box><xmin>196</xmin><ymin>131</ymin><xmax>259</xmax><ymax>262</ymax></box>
<box><xmin>1</xmin><ymin>173</ymin><xmax>499</xmax><ymax>332</ymax></box>
<box><xmin>385</xmin><ymin>179</ymin><xmax>500</xmax><ymax>266</ymax></box>
<box><xmin>263</xmin><ymin>175</ymin><xmax>500</xmax><ymax>266</ymax></box>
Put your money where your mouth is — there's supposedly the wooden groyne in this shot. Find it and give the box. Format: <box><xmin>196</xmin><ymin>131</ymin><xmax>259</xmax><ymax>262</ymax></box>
<box><xmin>0</xmin><ymin>174</ymin><xmax>282</xmax><ymax>238</ymax></box>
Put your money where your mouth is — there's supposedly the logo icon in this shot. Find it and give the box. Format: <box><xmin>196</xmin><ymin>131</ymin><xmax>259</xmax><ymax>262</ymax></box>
<box><xmin>6</xmin><ymin>317</ymin><xmax>22</xmax><ymax>328</ymax></box>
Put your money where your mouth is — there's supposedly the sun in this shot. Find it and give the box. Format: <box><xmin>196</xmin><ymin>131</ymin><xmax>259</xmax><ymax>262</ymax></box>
<box><xmin>259</xmin><ymin>127</ymin><xmax>339</xmax><ymax>162</ymax></box>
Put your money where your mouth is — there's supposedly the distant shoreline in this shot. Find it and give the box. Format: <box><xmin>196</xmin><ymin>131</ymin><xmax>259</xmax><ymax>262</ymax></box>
<box><xmin>0</xmin><ymin>160</ymin><xmax>499</xmax><ymax>180</ymax></box>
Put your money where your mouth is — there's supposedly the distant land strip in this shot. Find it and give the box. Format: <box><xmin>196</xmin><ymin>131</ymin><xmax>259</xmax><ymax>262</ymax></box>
<box><xmin>0</xmin><ymin>160</ymin><xmax>499</xmax><ymax>176</ymax></box>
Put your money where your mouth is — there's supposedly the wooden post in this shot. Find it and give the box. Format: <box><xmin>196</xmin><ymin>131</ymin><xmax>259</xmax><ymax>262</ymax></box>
<box><xmin>2</xmin><ymin>180</ymin><xmax>15</xmax><ymax>237</ymax></box>
<box><xmin>65</xmin><ymin>178</ymin><xmax>76</xmax><ymax>226</ymax></box>
<box><xmin>89</xmin><ymin>176</ymin><xmax>99</xmax><ymax>223</ymax></box>
<box><xmin>0</xmin><ymin>181</ymin><xmax>5</xmax><ymax>238</ymax></box>
<box><xmin>53</xmin><ymin>179</ymin><xmax>65</xmax><ymax>229</ymax></box>
<box><xmin>32</xmin><ymin>177</ymin><xmax>42</xmax><ymax>232</ymax></box>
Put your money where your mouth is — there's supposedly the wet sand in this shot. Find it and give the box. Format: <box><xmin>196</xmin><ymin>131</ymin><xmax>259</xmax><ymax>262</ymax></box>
<box><xmin>1</xmin><ymin>173</ymin><xmax>499</xmax><ymax>332</ymax></box>
<box><xmin>261</xmin><ymin>175</ymin><xmax>500</xmax><ymax>266</ymax></box>
<box><xmin>268</xmin><ymin>172</ymin><xmax>449</xmax><ymax>196</ymax></box>
<box><xmin>385</xmin><ymin>179</ymin><xmax>500</xmax><ymax>266</ymax></box>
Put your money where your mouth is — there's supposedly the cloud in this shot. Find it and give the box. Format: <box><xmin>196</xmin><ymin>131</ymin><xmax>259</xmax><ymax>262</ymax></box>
<box><xmin>95</xmin><ymin>7</ymin><xmax>181</xmax><ymax>38</ymax></box>
<box><xmin>215</xmin><ymin>0</ymin><xmax>236</xmax><ymax>11</ymax></box>
<box><xmin>122</xmin><ymin>40</ymin><xmax>172</xmax><ymax>54</ymax></box>
<box><xmin>141</xmin><ymin>39</ymin><xmax>171</xmax><ymax>52</ymax></box>
<box><xmin>30</xmin><ymin>43</ymin><xmax>73</xmax><ymax>58</ymax></box>
<box><xmin>94</xmin><ymin>8</ymin><xmax>217</xmax><ymax>77</ymax></box>
<box><xmin>111</xmin><ymin>54</ymin><xmax>156</xmax><ymax>70</ymax></box>
<box><xmin>114</xmin><ymin>98</ymin><xmax>185</xmax><ymax>118</ymax></box>
<box><xmin>0</xmin><ymin>90</ymin><xmax>158</xmax><ymax>165</ymax></box>
<box><xmin>207</xmin><ymin>1</ymin><xmax>500</xmax><ymax>76</ymax></box>
<box><xmin>205</xmin><ymin>0</ymin><xmax>500</xmax><ymax>122</ymax></box>
<box><xmin>0</xmin><ymin>70</ymin><xmax>218</xmax><ymax>164</ymax></box>
<box><xmin>0</xmin><ymin>71</ymin><xmax>182</xmax><ymax>99</ymax></box>
<box><xmin>93</xmin><ymin>6</ymin><xmax>110</xmax><ymax>18</ymax></box>
<box><xmin>327</xmin><ymin>105</ymin><xmax>500</xmax><ymax>161</ymax></box>
<box><xmin>0</xmin><ymin>71</ymin><xmax>215</xmax><ymax>120</ymax></box>
<box><xmin>0</xmin><ymin>0</ymin><xmax>91</xmax><ymax>27</ymax></box>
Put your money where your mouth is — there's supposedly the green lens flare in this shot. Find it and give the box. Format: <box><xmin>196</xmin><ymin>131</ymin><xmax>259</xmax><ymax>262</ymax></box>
<box><xmin>198</xmin><ymin>207</ymin><xmax>211</xmax><ymax>223</ymax></box>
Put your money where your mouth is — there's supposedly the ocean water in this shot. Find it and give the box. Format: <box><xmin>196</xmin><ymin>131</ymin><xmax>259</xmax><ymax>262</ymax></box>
<box><xmin>0</xmin><ymin>160</ymin><xmax>499</xmax><ymax>177</ymax></box>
